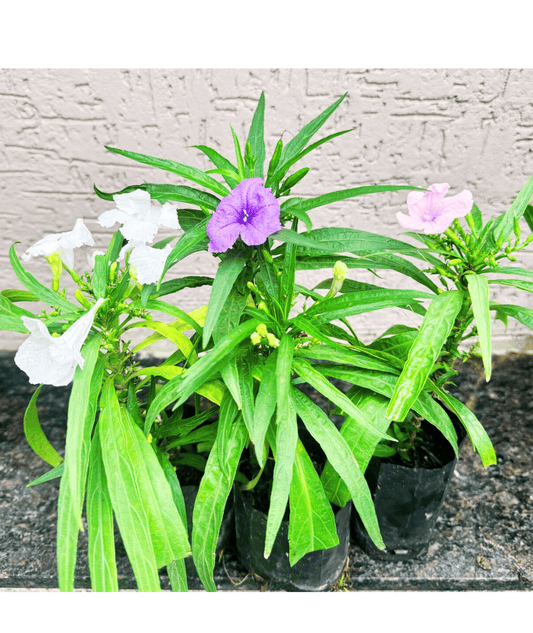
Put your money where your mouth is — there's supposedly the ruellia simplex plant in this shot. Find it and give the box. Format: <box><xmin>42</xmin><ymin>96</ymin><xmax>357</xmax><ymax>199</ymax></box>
<box><xmin>2</xmin><ymin>92</ymin><xmax>533</xmax><ymax>591</ymax></box>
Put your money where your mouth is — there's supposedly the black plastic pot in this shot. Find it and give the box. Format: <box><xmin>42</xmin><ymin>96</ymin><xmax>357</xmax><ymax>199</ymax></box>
<box><xmin>352</xmin><ymin>415</ymin><xmax>467</xmax><ymax>560</ymax></box>
<box><xmin>234</xmin><ymin>484</ymin><xmax>352</xmax><ymax>591</ymax></box>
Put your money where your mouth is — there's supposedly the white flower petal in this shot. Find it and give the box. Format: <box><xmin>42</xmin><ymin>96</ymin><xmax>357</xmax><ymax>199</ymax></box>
<box><xmin>114</xmin><ymin>190</ymin><xmax>153</xmax><ymax>216</ymax></box>
<box><xmin>97</xmin><ymin>209</ymin><xmax>133</xmax><ymax>228</ymax></box>
<box><xmin>15</xmin><ymin>299</ymin><xmax>104</xmax><ymax>387</ymax></box>
<box><xmin>159</xmin><ymin>202</ymin><xmax>180</xmax><ymax>230</ymax></box>
<box><xmin>21</xmin><ymin>218</ymin><xmax>94</xmax><ymax>268</ymax></box>
<box><xmin>129</xmin><ymin>243</ymin><xmax>171</xmax><ymax>285</ymax></box>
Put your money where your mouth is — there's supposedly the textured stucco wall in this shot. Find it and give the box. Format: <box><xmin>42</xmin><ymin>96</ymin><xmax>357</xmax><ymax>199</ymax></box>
<box><xmin>1</xmin><ymin>68</ymin><xmax>533</xmax><ymax>353</ymax></box>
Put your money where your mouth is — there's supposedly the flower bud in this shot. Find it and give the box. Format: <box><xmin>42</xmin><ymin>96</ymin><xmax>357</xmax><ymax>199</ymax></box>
<box><xmin>256</xmin><ymin>323</ymin><xmax>268</xmax><ymax>338</ymax></box>
<box><xmin>266</xmin><ymin>333</ymin><xmax>280</xmax><ymax>348</ymax></box>
<box><xmin>250</xmin><ymin>332</ymin><xmax>262</xmax><ymax>346</ymax></box>
<box><xmin>333</xmin><ymin>260</ymin><xmax>348</xmax><ymax>282</ymax></box>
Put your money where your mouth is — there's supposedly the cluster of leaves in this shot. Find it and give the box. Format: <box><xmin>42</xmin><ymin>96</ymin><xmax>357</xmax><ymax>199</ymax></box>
<box><xmin>3</xmin><ymin>92</ymin><xmax>533</xmax><ymax>592</ymax></box>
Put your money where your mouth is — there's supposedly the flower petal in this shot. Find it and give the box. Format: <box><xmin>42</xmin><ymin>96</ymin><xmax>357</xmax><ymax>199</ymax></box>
<box><xmin>158</xmin><ymin>202</ymin><xmax>180</xmax><ymax>230</ymax></box>
<box><xmin>396</xmin><ymin>211</ymin><xmax>428</xmax><ymax>231</ymax></box>
<box><xmin>114</xmin><ymin>189</ymin><xmax>153</xmax><ymax>216</ymax></box>
<box><xmin>129</xmin><ymin>244</ymin><xmax>172</xmax><ymax>284</ymax></box>
<box><xmin>440</xmin><ymin>189</ymin><xmax>473</xmax><ymax>219</ymax></box>
<box><xmin>61</xmin><ymin>298</ymin><xmax>104</xmax><ymax>352</ymax></box>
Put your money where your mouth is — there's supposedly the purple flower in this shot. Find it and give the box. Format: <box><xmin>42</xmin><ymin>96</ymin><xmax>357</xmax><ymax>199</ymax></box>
<box><xmin>207</xmin><ymin>178</ymin><xmax>281</xmax><ymax>253</ymax></box>
<box><xmin>397</xmin><ymin>183</ymin><xmax>473</xmax><ymax>234</ymax></box>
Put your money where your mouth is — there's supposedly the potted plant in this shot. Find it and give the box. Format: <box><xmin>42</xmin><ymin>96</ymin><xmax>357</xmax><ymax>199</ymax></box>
<box><xmin>292</xmin><ymin>176</ymin><xmax>533</xmax><ymax>558</ymax></box>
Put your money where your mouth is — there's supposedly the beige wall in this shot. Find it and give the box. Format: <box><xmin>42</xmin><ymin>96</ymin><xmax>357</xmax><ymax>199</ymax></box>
<box><xmin>1</xmin><ymin>68</ymin><xmax>533</xmax><ymax>353</ymax></box>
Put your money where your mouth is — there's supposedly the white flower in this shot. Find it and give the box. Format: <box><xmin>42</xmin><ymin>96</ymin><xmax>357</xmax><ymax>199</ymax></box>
<box><xmin>14</xmin><ymin>298</ymin><xmax>104</xmax><ymax>387</ymax></box>
<box><xmin>97</xmin><ymin>189</ymin><xmax>179</xmax><ymax>244</ymax></box>
<box><xmin>21</xmin><ymin>218</ymin><xmax>95</xmax><ymax>269</ymax></box>
<box><xmin>122</xmin><ymin>242</ymin><xmax>172</xmax><ymax>285</ymax></box>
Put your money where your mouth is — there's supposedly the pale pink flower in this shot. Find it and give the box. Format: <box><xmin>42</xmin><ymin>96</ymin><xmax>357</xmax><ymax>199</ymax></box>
<box><xmin>397</xmin><ymin>183</ymin><xmax>473</xmax><ymax>234</ymax></box>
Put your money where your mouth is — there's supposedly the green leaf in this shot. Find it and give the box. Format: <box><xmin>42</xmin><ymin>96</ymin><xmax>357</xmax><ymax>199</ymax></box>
<box><xmin>1</xmin><ymin>289</ymin><xmax>39</xmax><ymax>302</ymax></box>
<box><xmin>491</xmin><ymin>174</ymin><xmax>533</xmax><ymax>245</ymax></box>
<box><xmin>386</xmin><ymin>291</ymin><xmax>463</xmax><ymax>422</ymax></box>
<box><xmin>86</xmin><ymin>428</ymin><xmax>118</xmax><ymax>592</ymax></box>
<box><xmin>489</xmin><ymin>303</ymin><xmax>533</xmax><ymax>330</ymax></box>
<box><xmin>279</xmin><ymin>219</ymin><xmax>299</xmax><ymax>318</ymax></box>
<box><xmin>252</xmin><ymin>351</ymin><xmax>278</xmax><ymax>467</ymax></box>
<box><xmin>148</xmin><ymin>276</ymin><xmax>213</xmax><ymax>300</ymax></box>
<box><xmin>94</xmin><ymin>182</ymin><xmax>220</xmax><ymax>211</ymax></box>
<box><xmin>292</xmin><ymin>357</ymin><xmax>393</xmax><ymax>441</ymax></box>
<box><xmin>237</xmin><ymin>356</ymin><xmax>256</xmax><ymax>441</ymax></box>
<box><xmin>99</xmin><ymin>381</ymin><xmax>190</xmax><ymax>590</ymax></box>
<box><xmin>320</xmin><ymin>388</ymin><xmax>392</xmax><ymax>507</ymax></box>
<box><xmin>23</xmin><ymin>385</ymin><xmax>63</xmax><ymax>467</ymax></box>
<box><xmin>311</xmin><ymin>364</ymin><xmax>458</xmax><ymax>456</ymax></box>
<box><xmin>27</xmin><ymin>462</ymin><xmax>64</xmax><ymax>487</ymax></box>
<box><xmin>277</xmin><ymin>94</ymin><xmax>347</xmax><ymax>175</ymax></box>
<box><xmin>9</xmin><ymin>244</ymin><xmax>80</xmax><ymax>313</ymax></box>
<box><xmin>293</xmin><ymin>342</ymin><xmax>399</xmax><ymax>375</ymax></box>
<box><xmin>487</xmin><ymin>278</ymin><xmax>533</xmax><ymax>293</ymax></box>
<box><xmin>265</xmin><ymin>364</ymin><xmax>298</xmax><ymax>559</ymax></box>
<box><xmin>105</xmin><ymin>146</ymin><xmax>230</xmax><ymax>197</ymax></box>
<box><xmin>57</xmin><ymin>335</ymin><xmax>104</xmax><ymax>592</ymax></box>
<box><xmin>0</xmin><ymin>313</ymin><xmax>29</xmax><ymax>333</ymax></box>
<box><xmin>273</xmin><ymin>185</ymin><xmax>423</xmax><ymax>217</ymax></box>
<box><xmin>271</xmin><ymin>129</ymin><xmax>353</xmax><ymax>187</ymax></box>
<box><xmin>230</xmin><ymin>127</ymin><xmax>247</xmax><ymax>180</ymax></box>
<box><xmin>466</xmin><ymin>274</ymin><xmax>491</xmax><ymax>381</ymax></box>
<box><xmin>292</xmin><ymin>387</ymin><xmax>385</xmax><ymax>550</ymax></box>
<box><xmin>432</xmin><ymin>386</ymin><xmax>496</xmax><ymax>467</ymax></box>
<box><xmin>193</xmin><ymin>145</ymin><xmax>240</xmax><ymax>189</ymax></box>
<box><xmin>192</xmin><ymin>415</ymin><xmax>247</xmax><ymax>591</ymax></box>
<box><xmin>288</xmin><ymin>439</ymin><xmax>339</xmax><ymax>566</ymax></box>
<box><xmin>304</xmin><ymin>288</ymin><xmax>429</xmax><ymax>324</ymax></box>
<box><xmin>162</xmin><ymin>218</ymin><xmax>210</xmax><ymax>276</ymax></box>
<box><xmin>203</xmin><ymin>251</ymin><xmax>246</xmax><ymax>348</ymax></box>
<box><xmin>246</xmin><ymin>92</ymin><xmax>266</xmax><ymax>179</ymax></box>
<box><xmin>145</xmin><ymin>318</ymin><xmax>261</xmax><ymax>430</ymax></box>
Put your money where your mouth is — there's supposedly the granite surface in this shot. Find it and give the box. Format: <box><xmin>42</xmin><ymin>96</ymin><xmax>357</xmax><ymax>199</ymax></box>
<box><xmin>1</xmin><ymin>351</ymin><xmax>532</xmax><ymax>591</ymax></box>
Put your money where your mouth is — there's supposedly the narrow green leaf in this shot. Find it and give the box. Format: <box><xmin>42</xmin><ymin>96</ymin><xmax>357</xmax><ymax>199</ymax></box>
<box><xmin>303</xmin><ymin>288</ymin><xmax>429</xmax><ymax>323</ymax></box>
<box><xmin>193</xmin><ymin>145</ymin><xmax>240</xmax><ymax>189</ymax></box>
<box><xmin>57</xmin><ymin>335</ymin><xmax>104</xmax><ymax>592</ymax></box>
<box><xmin>94</xmin><ymin>182</ymin><xmax>221</xmax><ymax>211</ymax></box>
<box><xmin>86</xmin><ymin>428</ymin><xmax>118</xmax><ymax>592</ymax></box>
<box><xmin>320</xmin><ymin>388</ymin><xmax>391</xmax><ymax>507</ymax></box>
<box><xmin>148</xmin><ymin>276</ymin><xmax>213</xmax><ymax>299</ymax></box>
<box><xmin>99</xmin><ymin>382</ymin><xmax>190</xmax><ymax>590</ymax></box>
<box><xmin>23</xmin><ymin>385</ymin><xmax>63</xmax><ymax>467</ymax></box>
<box><xmin>246</xmin><ymin>92</ymin><xmax>266</xmax><ymax>179</ymax></box>
<box><xmin>487</xmin><ymin>278</ymin><xmax>533</xmax><ymax>293</ymax></box>
<box><xmin>105</xmin><ymin>146</ymin><xmax>230</xmax><ymax>197</ymax></box>
<box><xmin>192</xmin><ymin>415</ymin><xmax>247</xmax><ymax>591</ymax></box>
<box><xmin>273</xmin><ymin>185</ymin><xmax>423</xmax><ymax>217</ymax></box>
<box><xmin>1</xmin><ymin>289</ymin><xmax>39</xmax><ymax>302</ymax></box>
<box><xmin>491</xmin><ymin>174</ymin><xmax>533</xmax><ymax>244</ymax></box>
<box><xmin>288</xmin><ymin>439</ymin><xmax>338</xmax><ymax>566</ymax></box>
<box><xmin>489</xmin><ymin>302</ymin><xmax>533</xmax><ymax>330</ymax></box>
<box><xmin>466</xmin><ymin>274</ymin><xmax>491</xmax><ymax>381</ymax></box>
<box><xmin>237</xmin><ymin>356</ymin><xmax>255</xmax><ymax>440</ymax></box>
<box><xmin>145</xmin><ymin>318</ymin><xmax>261</xmax><ymax>430</ymax></box>
<box><xmin>252</xmin><ymin>351</ymin><xmax>278</xmax><ymax>467</ymax></box>
<box><xmin>9</xmin><ymin>244</ymin><xmax>80</xmax><ymax>313</ymax></box>
<box><xmin>277</xmin><ymin>94</ymin><xmax>347</xmax><ymax>174</ymax></box>
<box><xmin>292</xmin><ymin>387</ymin><xmax>385</xmax><ymax>550</ymax></box>
<box><xmin>162</xmin><ymin>218</ymin><xmax>210</xmax><ymax>276</ymax></box>
<box><xmin>0</xmin><ymin>313</ymin><xmax>29</xmax><ymax>333</ymax></box>
<box><xmin>230</xmin><ymin>127</ymin><xmax>247</xmax><ymax>180</ymax></box>
<box><xmin>203</xmin><ymin>251</ymin><xmax>246</xmax><ymax>347</ymax></box>
<box><xmin>387</xmin><ymin>291</ymin><xmax>463</xmax><ymax>422</ymax></box>
<box><xmin>265</xmin><ymin>380</ymin><xmax>298</xmax><ymax>559</ymax></box>
<box><xmin>432</xmin><ymin>386</ymin><xmax>497</xmax><ymax>467</ymax></box>
<box><xmin>27</xmin><ymin>462</ymin><xmax>64</xmax><ymax>487</ymax></box>
<box><xmin>292</xmin><ymin>357</ymin><xmax>393</xmax><ymax>441</ymax></box>
<box><xmin>215</xmin><ymin>391</ymin><xmax>240</xmax><ymax>477</ymax></box>
<box><xmin>92</xmin><ymin>255</ymin><xmax>108</xmax><ymax>299</ymax></box>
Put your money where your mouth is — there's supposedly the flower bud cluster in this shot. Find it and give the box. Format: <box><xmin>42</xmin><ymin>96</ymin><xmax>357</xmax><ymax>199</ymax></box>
<box><xmin>250</xmin><ymin>323</ymin><xmax>280</xmax><ymax>348</ymax></box>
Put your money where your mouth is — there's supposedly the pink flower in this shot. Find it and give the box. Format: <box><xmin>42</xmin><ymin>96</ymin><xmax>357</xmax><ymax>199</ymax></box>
<box><xmin>397</xmin><ymin>183</ymin><xmax>473</xmax><ymax>234</ymax></box>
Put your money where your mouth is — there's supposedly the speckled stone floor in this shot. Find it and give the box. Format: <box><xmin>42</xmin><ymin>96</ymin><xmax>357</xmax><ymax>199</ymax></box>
<box><xmin>1</xmin><ymin>351</ymin><xmax>532</xmax><ymax>591</ymax></box>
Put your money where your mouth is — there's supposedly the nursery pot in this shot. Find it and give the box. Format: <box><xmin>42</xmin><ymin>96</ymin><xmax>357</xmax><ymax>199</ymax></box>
<box><xmin>351</xmin><ymin>414</ymin><xmax>467</xmax><ymax>560</ymax></box>
<box><xmin>234</xmin><ymin>484</ymin><xmax>351</xmax><ymax>592</ymax></box>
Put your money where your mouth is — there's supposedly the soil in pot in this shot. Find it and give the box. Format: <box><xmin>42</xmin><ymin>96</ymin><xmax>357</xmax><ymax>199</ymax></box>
<box><xmin>352</xmin><ymin>413</ymin><xmax>467</xmax><ymax>560</ymax></box>
<box><xmin>234</xmin><ymin>444</ymin><xmax>352</xmax><ymax>592</ymax></box>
